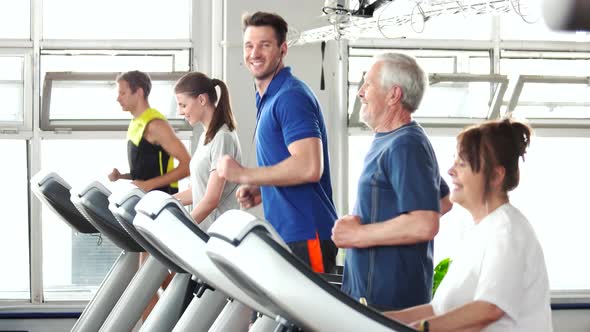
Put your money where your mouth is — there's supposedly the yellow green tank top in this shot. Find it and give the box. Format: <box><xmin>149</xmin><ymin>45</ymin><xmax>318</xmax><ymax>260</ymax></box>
<box><xmin>127</xmin><ymin>108</ymin><xmax>178</xmax><ymax>194</ymax></box>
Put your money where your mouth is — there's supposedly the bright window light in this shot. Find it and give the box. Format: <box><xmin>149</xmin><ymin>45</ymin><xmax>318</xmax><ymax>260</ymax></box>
<box><xmin>42</xmin><ymin>0</ymin><xmax>190</xmax><ymax>39</ymax></box>
<box><xmin>0</xmin><ymin>2</ymin><xmax>30</xmax><ymax>39</ymax></box>
<box><xmin>48</xmin><ymin>80</ymin><xmax>182</xmax><ymax>121</ymax></box>
<box><xmin>0</xmin><ymin>140</ymin><xmax>30</xmax><ymax>300</ymax></box>
<box><xmin>0</xmin><ymin>56</ymin><xmax>24</xmax><ymax>123</ymax></box>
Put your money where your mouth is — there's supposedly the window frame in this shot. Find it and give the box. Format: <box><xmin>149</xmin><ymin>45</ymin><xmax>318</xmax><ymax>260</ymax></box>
<box><xmin>41</xmin><ymin>71</ymin><xmax>192</xmax><ymax>131</ymax></box>
<box><xmin>0</xmin><ymin>49</ymin><xmax>33</xmax><ymax>133</ymax></box>
<box><xmin>506</xmin><ymin>75</ymin><xmax>590</xmax><ymax>127</ymax></box>
<box><xmin>348</xmin><ymin>73</ymin><xmax>508</xmax><ymax>128</ymax></box>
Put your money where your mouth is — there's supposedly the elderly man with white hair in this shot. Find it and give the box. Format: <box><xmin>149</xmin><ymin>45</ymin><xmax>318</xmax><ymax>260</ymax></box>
<box><xmin>332</xmin><ymin>52</ymin><xmax>451</xmax><ymax>311</ymax></box>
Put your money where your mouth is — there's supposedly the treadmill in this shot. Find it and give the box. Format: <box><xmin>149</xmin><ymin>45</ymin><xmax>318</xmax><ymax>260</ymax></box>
<box><xmin>30</xmin><ymin>171</ymin><xmax>137</xmax><ymax>332</ymax></box>
<box><xmin>205</xmin><ymin>209</ymin><xmax>418</xmax><ymax>332</ymax></box>
<box><xmin>70</xmin><ymin>180</ymin><xmax>163</xmax><ymax>332</ymax></box>
<box><xmin>108</xmin><ymin>183</ymin><xmax>215</xmax><ymax>332</ymax></box>
<box><xmin>132</xmin><ymin>190</ymin><xmax>237</xmax><ymax>331</ymax></box>
<box><xmin>133</xmin><ymin>191</ymin><xmax>280</xmax><ymax>332</ymax></box>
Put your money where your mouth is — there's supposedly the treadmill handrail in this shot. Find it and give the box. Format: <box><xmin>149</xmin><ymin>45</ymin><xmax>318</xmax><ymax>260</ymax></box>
<box><xmin>71</xmin><ymin>181</ymin><xmax>144</xmax><ymax>252</ymax></box>
<box><xmin>109</xmin><ymin>186</ymin><xmax>146</xmax><ymax>227</ymax></box>
<box><xmin>253</xmin><ymin>229</ymin><xmax>417</xmax><ymax>332</ymax></box>
<box><xmin>161</xmin><ymin>202</ymin><xmax>209</xmax><ymax>243</ymax></box>
<box><xmin>207</xmin><ymin>210</ymin><xmax>289</xmax><ymax>251</ymax></box>
<box><xmin>135</xmin><ymin>191</ymin><xmax>209</xmax><ymax>243</ymax></box>
<box><xmin>133</xmin><ymin>195</ymin><xmax>279</xmax><ymax>317</ymax></box>
<box><xmin>31</xmin><ymin>171</ymin><xmax>98</xmax><ymax>234</ymax></box>
<box><xmin>33</xmin><ymin>170</ymin><xmax>70</xmax><ymax>190</ymax></box>
<box><xmin>108</xmin><ymin>182</ymin><xmax>145</xmax><ymax>207</ymax></box>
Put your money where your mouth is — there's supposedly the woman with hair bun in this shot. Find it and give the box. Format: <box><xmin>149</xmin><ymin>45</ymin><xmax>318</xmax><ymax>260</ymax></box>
<box><xmin>385</xmin><ymin>118</ymin><xmax>553</xmax><ymax>332</ymax></box>
<box><xmin>173</xmin><ymin>72</ymin><xmax>242</xmax><ymax>230</ymax></box>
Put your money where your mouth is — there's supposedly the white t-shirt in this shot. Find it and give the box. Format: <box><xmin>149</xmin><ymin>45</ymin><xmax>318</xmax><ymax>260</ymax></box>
<box><xmin>190</xmin><ymin>124</ymin><xmax>241</xmax><ymax>231</ymax></box>
<box><xmin>431</xmin><ymin>203</ymin><xmax>553</xmax><ymax>332</ymax></box>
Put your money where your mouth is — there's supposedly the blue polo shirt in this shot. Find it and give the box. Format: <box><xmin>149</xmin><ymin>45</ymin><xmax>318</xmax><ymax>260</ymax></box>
<box><xmin>341</xmin><ymin>121</ymin><xmax>449</xmax><ymax>310</ymax></box>
<box><xmin>255</xmin><ymin>67</ymin><xmax>337</xmax><ymax>243</ymax></box>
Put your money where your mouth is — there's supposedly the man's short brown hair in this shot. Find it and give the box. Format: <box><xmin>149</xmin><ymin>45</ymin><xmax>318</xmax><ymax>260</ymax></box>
<box><xmin>242</xmin><ymin>11</ymin><xmax>288</xmax><ymax>47</ymax></box>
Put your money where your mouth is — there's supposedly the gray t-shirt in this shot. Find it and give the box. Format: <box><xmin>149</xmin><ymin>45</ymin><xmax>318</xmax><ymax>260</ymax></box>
<box><xmin>190</xmin><ymin>124</ymin><xmax>242</xmax><ymax>231</ymax></box>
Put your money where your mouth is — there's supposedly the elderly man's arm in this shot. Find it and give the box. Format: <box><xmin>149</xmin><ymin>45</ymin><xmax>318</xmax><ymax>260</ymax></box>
<box><xmin>332</xmin><ymin>211</ymin><xmax>439</xmax><ymax>248</ymax></box>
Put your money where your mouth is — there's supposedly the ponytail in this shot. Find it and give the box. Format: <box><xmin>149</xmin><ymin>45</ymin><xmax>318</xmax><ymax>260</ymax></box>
<box><xmin>205</xmin><ymin>78</ymin><xmax>237</xmax><ymax>144</ymax></box>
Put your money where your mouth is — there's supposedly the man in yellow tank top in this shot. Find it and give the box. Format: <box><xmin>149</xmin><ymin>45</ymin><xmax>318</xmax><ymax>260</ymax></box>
<box><xmin>108</xmin><ymin>70</ymin><xmax>190</xmax><ymax>194</ymax></box>
<box><xmin>108</xmin><ymin>70</ymin><xmax>191</xmax><ymax>321</ymax></box>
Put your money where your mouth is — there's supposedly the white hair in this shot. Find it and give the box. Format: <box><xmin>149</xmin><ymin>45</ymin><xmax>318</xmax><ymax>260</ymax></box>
<box><xmin>373</xmin><ymin>52</ymin><xmax>428</xmax><ymax>113</ymax></box>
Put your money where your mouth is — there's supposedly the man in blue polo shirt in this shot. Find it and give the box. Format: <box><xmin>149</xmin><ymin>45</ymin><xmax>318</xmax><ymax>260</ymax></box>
<box><xmin>217</xmin><ymin>11</ymin><xmax>337</xmax><ymax>274</ymax></box>
<box><xmin>332</xmin><ymin>53</ymin><xmax>452</xmax><ymax>311</ymax></box>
